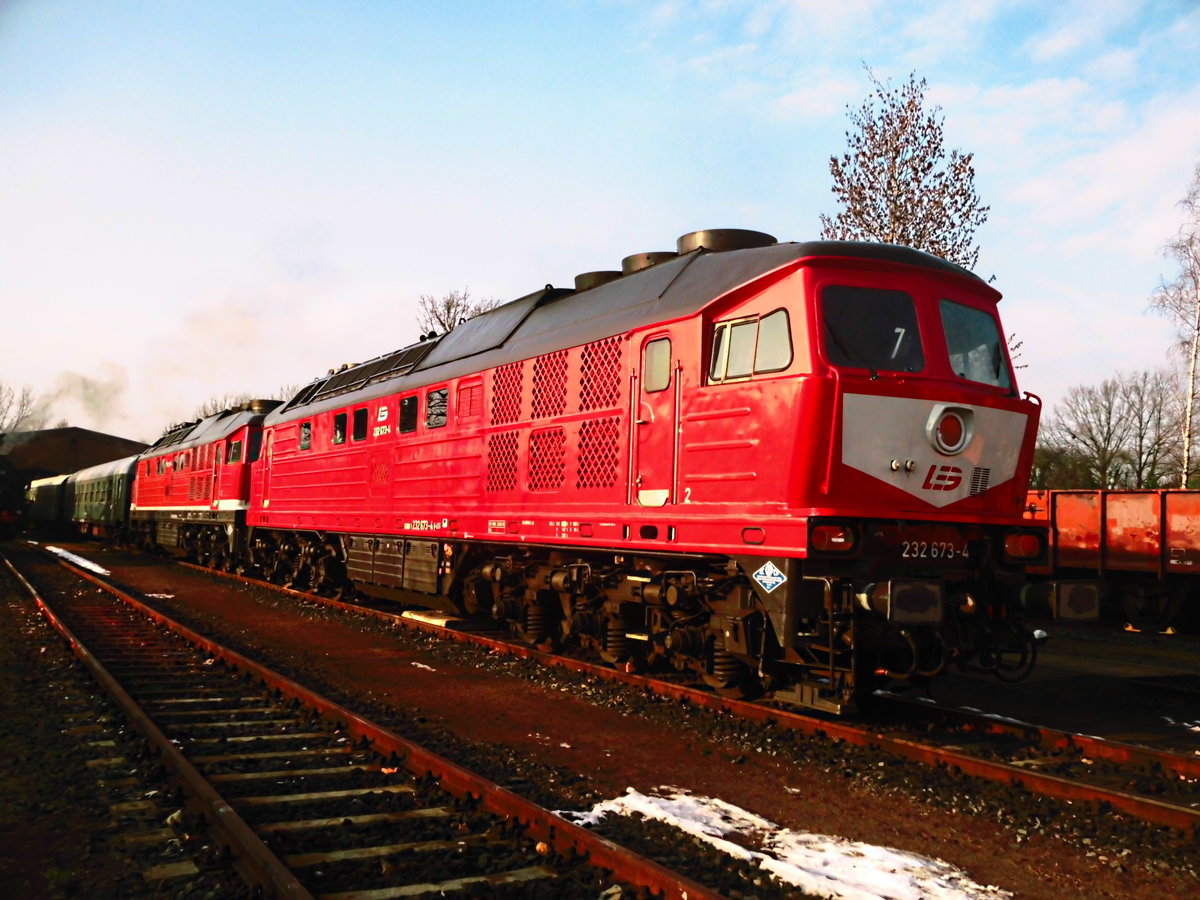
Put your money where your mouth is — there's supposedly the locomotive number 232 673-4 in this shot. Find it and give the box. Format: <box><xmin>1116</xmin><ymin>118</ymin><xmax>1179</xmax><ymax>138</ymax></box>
<box><xmin>901</xmin><ymin>540</ymin><xmax>966</xmax><ymax>559</ymax></box>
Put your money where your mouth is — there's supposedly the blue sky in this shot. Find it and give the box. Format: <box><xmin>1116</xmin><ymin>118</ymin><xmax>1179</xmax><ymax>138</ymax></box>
<box><xmin>2</xmin><ymin>0</ymin><xmax>1198</xmax><ymax>442</ymax></box>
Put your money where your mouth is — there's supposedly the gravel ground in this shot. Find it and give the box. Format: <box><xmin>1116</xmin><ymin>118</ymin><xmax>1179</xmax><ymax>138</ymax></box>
<box><xmin>5</xmin><ymin>543</ymin><xmax>1200</xmax><ymax>899</ymax></box>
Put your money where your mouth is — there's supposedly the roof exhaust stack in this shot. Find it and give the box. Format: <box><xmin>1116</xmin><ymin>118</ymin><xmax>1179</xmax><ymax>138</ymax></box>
<box><xmin>621</xmin><ymin>251</ymin><xmax>678</xmax><ymax>274</ymax></box>
<box><xmin>676</xmin><ymin>229</ymin><xmax>776</xmax><ymax>255</ymax></box>
<box><xmin>573</xmin><ymin>270</ymin><xmax>623</xmax><ymax>292</ymax></box>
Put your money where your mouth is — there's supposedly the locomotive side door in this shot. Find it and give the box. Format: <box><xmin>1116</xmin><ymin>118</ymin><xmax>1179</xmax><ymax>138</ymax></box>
<box><xmin>633</xmin><ymin>334</ymin><xmax>678</xmax><ymax>507</ymax></box>
<box><xmin>211</xmin><ymin>442</ymin><xmax>222</xmax><ymax>510</ymax></box>
<box><xmin>261</xmin><ymin>431</ymin><xmax>273</xmax><ymax>510</ymax></box>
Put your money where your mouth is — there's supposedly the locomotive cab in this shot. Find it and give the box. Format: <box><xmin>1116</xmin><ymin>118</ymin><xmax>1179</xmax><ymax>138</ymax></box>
<box><xmin>740</xmin><ymin>250</ymin><xmax>1044</xmax><ymax>708</ymax></box>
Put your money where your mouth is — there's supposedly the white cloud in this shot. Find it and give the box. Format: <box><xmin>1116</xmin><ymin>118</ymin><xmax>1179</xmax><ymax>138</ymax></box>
<box><xmin>1022</xmin><ymin>0</ymin><xmax>1145</xmax><ymax>63</ymax></box>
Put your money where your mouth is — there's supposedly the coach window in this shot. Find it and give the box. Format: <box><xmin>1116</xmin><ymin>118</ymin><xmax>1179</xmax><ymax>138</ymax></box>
<box><xmin>333</xmin><ymin>412</ymin><xmax>347</xmax><ymax>444</ymax></box>
<box><xmin>226</xmin><ymin>440</ymin><xmax>243</xmax><ymax>463</ymax></box>
<box><xmin>399</xmin><ymin>395</ymin><xmax>419</xmax><ymax>433</ymax></box>
<box><xmin>426</xmin><ymin>388</ymin><xmax>448</xmax><ymax>428</ymax></box>
<box><xmin>352</xmin><ymin>407</ymin><xmax>369</xmax><ymax>441</ymax></box>
<box><xmin>300</xmin><ymin>421</ymin><xmax>312</xmax><ymax>450</ymax></box>
<box><xmin>940</xmin><ymin>300</ymin><xmax>1012</xmax><ymax>390</ymax></box>
<box><xmin>643</xmin><ymin>338</ymin><xmax>672</xmax><ymax>392</ymax></box>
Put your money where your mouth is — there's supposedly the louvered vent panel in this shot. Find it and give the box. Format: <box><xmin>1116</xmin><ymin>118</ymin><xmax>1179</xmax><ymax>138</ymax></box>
<box><xmin>577</xmin><ymin>417</ymin><xmax>621</xmax><ymax>489</ymax></box>
<box><xmin>579</xmin><ymin>337</ymin><xmax>622</xmax><ymax>412</ymax></box>
<box><xmin>970</xmin><ymin>467</ymin><xmax>991</xmax><ymax>495</ymax></box>
<box><xmin>486</xmin><ymin>431</ymin><xmax>520</xmax><ymax>492</ymax></box>
<box><xmin>528</xmin><ymin>428</ymin><xmax>566</xmax><ymax>492</ymax></box>
<box><xmin>531</xmin><ymin>350</ymin><xmax>569</xmax><ymax>419</ymax></box>
<box><xmin>491</xmin><ymin>362</ymin><xmax>523</xmax><ymax>425</ymax></box>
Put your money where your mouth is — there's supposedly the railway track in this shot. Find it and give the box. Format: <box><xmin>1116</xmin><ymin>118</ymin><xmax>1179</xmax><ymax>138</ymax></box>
<box><xmin>176</xmin><ymin>555</ymin><xmax>1200</xmax><ymax>837</ymax></box>
<box><xmin>18</xmin><ymin>542</ymin><xmax>1200</xmax><ymax>889</ymax></box>
<box><xmin>3</xmin><ymin>547</ymin><xmax>725</xmax><ymax>900</ymax></box>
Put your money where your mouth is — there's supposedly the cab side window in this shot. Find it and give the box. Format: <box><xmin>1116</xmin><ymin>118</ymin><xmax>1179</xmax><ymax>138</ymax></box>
<box><xmin>333</xmin><ymin>413</ymin><xmax>347</xmax><ymax>444</ymax></box>
<box><xmin>352</xmin><ymin>407</ymin><xmax>369</xmax><ymax>441</ymax></box>
<box><xmin>709</xmin><ymin>308</ymin><xmax>793</xmax><ymax>382</ymax></box>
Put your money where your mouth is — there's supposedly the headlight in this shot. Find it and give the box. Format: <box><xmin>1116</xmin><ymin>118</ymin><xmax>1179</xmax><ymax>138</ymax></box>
<box><xmin>857</xmin><ymin>580</ymin><xmax>944</xmax><ymax>624</ymax></box>
<box><xmin>1004</xmin><ymin>530</ymin><xmax>1045</xmax><ymax>562</ymax></box>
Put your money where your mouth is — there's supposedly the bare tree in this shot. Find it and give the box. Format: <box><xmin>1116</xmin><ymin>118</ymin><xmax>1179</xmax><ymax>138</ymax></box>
<box><xmin>0</xmin><ymin>381</ymin><xmax>46</xmax><ymax>432</ymax></box>
<box><xmin>1148</xmin><ymin>162</ymin><xmax>1200</xmax><ymax>487</ymax></box>
<box><xmin>821</xmin><ymin>69</ymin><xmax>989</xmax><ymax>270</ymax></box>
<box><xmin>416</xmin><ymin>288</ymin><xmax>499</xmax><ymax>338</ymax></box>
<box><xmin>1039</xmin><ymin>378</ymin><xmax>1132</xmax><ymax>488</ymax></box>
<box><xmin>275</xmin><ymin>383</ymin><xmax>303</xmax><ymax>404</ymax></box>
<box><xmin>1030</xmin><ymin>443</ymin><xmax>1093</xmax><ymax>490</ymax></box>
<box><xmin>1120</xmin><ymin>369</ymin><xmax>1184</xmax><ymax>487</ymax></box>
<box><xmin>1037</xmin><ymin>370</ymin><xmax>1182</xmax><ymax>488</ymax></box>
<box><xmin>192</xmin><ymin>393</ymin><xmax>255</xmax><ymax>419</ymax></box>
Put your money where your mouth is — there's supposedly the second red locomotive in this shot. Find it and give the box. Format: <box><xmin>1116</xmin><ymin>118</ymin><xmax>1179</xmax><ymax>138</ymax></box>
<box><xmin>31</xmin><ymin>229</ymin><xmax>1047</xmax><ymax>713</ymax></box>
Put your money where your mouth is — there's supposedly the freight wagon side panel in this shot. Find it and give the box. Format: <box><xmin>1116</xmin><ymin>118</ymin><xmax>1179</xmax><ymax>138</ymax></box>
<box><xmin>1051</xmin><ymin>492</ymin><xmax>1101</xmax><ymax>570</ymax></box>
<box><xmin>1166</xmin><ymin>491</ymin><xmax>1200</xmax><ymax>574</ymax></box>
<box><xmin>1105</xmin><ymin>492</ymin><xmax>1160</xmax><ymax>573</ymax></box>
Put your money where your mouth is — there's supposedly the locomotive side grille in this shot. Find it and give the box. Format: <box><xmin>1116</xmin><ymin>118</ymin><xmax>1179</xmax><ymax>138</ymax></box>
<box><xmin>531</xmin><ymin>350</ymin><xmax>568</xmax><ymax>419</ymax></box>
<box><xmin>579</xmin><ymin>336</ymin><xmax>623</xmax><ymax>411</ymax></box>
<box><xmin>486</xmin><ymin>431</ymin><xmax>519</xmax><ymax>491</ymax></box>
<box><xmin>577</xmin><ymin>416</ymin><xmax>621</xmax><ymax>489</ymax></box>
<box><xmin>528</xmin><ymin>428</ymin><xmax>566</xmax><ymax>492</ymax></box>
<box><xmin>491</xmin><ymin>362</ymin><xmax>524</xmax><ymax>425</ymax></box>
<box><xmin>970</xmin><ymin>467</ymin><xmax>991</xmax><ymax>495</ymax></box>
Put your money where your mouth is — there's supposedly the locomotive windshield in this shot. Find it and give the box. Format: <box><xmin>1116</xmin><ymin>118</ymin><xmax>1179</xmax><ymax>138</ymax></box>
<box><xmin>940</xmin><ymin>300</ymin><xmax>1012</xmax><ymax>390</ymax></box>
<box><xmin>821</xmin><ymin>286</ymin><xmax>924</xmax><ymax>373</ymax></box>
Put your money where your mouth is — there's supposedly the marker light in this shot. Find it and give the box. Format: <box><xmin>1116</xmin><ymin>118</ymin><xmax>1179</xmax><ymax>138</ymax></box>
<box><xmin>810</xmin><ymin>523</ymin><xmax>856</xmax><ymax>553</ymax></box>
<box><xmin>1004</xmin><ymin>531</ymin><xmax>1044</xmax><ymax>561</ymax></box>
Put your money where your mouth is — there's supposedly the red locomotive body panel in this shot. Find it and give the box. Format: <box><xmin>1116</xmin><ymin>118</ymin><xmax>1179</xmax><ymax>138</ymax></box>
<box><xmin>250</xmin><ymin>253</ymin><xmax>1038</xmax><ymax>557</ymax></box>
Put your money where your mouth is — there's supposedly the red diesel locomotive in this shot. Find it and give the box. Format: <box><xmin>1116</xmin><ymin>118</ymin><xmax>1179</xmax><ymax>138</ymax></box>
<box><xmin>34</xmin><ymin>230</ymin><xmax>1047</xmax><ymax>713</ymax></box>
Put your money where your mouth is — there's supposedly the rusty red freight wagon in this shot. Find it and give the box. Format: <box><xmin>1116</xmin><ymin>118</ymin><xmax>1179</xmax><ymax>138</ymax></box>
<box><xmin>1024</xmin><ymin>489</ymin><xmax>1200</xmax><ymax>630</ymax></box>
